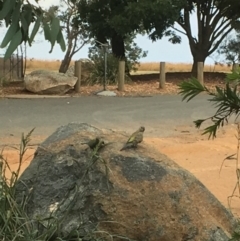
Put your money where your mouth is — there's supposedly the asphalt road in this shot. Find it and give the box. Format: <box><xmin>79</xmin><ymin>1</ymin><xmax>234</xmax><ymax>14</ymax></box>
<box><xmin>0</xmin><ymin>94</ymin><xmax>217</xmax><ymax>143</ymax></box>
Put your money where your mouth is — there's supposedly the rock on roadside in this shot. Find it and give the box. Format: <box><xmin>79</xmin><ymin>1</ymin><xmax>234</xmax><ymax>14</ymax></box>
<box><xmin>15</xmin><ymin>123</ymin><xmax>237</xmax><ymax>241</ymax></box>
<box><xmin>24</xmin><ymin>69</ymin><xmax>78</xmax><ymax>95</ymax></box>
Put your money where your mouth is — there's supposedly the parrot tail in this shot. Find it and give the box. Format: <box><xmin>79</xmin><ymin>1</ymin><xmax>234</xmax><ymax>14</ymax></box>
<box><xmin>120</xmin><ymin>146</ymin><xmax>126</xmax><ymax>151</ymax></box>
<box><xmin>120</xmin><ymin>143</ymin><xmax>132</xmax><ymax>151</ymax></box>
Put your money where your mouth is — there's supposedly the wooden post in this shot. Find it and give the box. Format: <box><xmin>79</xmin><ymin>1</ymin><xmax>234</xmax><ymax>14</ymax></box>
<box><xmin>74</xmin><ymin>60</ymin><xmax>81</xmax><ymax>92</ymax></box>
<box><xmin>118</xmin><ymin>60</ymin><xmax>125</xmax><ymax>91</ymax></box>
<box><xmin>197</xmin><ymin>62</ymin><xmax>204</xmax><ymax>84</ymax></box>
<box><xmin>232</xmin><ymin>63</ymin><xmax>239</xmax><ymax>72</ymax></box>
<box><xmin>159</xmin><ymin>62</ymin><xmax>166</xmax><ymax>89</ymax></box>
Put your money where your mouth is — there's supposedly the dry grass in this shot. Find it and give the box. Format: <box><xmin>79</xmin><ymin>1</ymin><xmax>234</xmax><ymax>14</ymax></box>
<box><xmin>137</xmin><ymin>62</ymin><xmax>232</xmax><ymax>73</ymax></box>
<box><xmin>25</xmin><ymin>59</ymin><xmax>231</xmax><ymax>74</ymax></box>
<box><xmin>25</xmin><ymin>59</ymin><xmax>74</xmax><ymax>73</ymax></box>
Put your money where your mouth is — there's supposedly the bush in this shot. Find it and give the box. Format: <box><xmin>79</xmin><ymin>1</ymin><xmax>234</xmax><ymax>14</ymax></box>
<box><xmin>217</xmin><ymin>31</ymin><xmax>240</xmax><ymax>68</ymax></box>
<box><xmin>88</xmin><ymin>48</ymin><xmax>120</xmax><ymax>85</ymax></box>
<box><xmin>87</xmin><ymin>35</ymin><xmax>148</xmax><ymax>85</ymax></box>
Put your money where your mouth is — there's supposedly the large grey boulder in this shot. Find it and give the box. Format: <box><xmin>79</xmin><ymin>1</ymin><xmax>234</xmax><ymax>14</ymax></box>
<box><xmin>16</xmin><ymin>123</ymin><xmax>236</xmax><ymax>241</ymax></box>
<box><xmin>24</xmin><ymin>69</ymin><xmax>78</xmax><ymax>94</ymax></box>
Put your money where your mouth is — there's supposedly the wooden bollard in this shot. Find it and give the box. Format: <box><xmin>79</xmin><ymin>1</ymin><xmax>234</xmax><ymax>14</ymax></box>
<box><xmin>74</xmin><ymin>60</ymin><xmax>81</xmax><ymax>92</ymax></box>
<box><xmin>118</xmin><ymin>60</ymin><xmax>125</xmax><ymax>91</ymax></box>
<box><xmin>197</xmin><ymin>62</ymin><xmax>204</xmax><ymax>84</ymax></box>
<box><xmin>159</xmin><ymin>62</ymin><xmax>166</xmax><ymax>89</ymax></box>
<box><xmin>232</xmin><ymin>63</ymin><xmax>239</xmax><ymax>72</ymax></box>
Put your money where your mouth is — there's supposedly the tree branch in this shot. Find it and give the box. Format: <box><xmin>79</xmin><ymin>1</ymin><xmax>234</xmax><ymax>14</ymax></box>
<box><xmin>71</xmin><ymin>35</ymin><xmax>78</xmax><ymax>55</ymax></box>
<box><xmin>196</xmin><ymin>1</ymin><xmax>202</xmax><ymax>45</ymax></box>
<box><xmin>73</xmin><ymin>40</ymin><xmax>89</xmax><ymax>54</ymax></box>
<box><xmin>209</xmin><ymin>8</ymin><xmax>223</xmax><ymax>29</ymax></box>
<box><xmin>209</xmin><ymin>27</ymin><xmax>233</xmax><ymax>55</ymax></box>
<box><xmin>211</xmin><ymin>20</ymin><xmax>231</xmax><ymax>41</ymax></box>
<box><xmin>66</xmin><ymin>9</ymin><xmax>72</xmax><ymax>38</ymax></box>
<box><xmin>176</xmin><ymin>21</ymin><xmax>197</xmax><ymax>44</ymax></box>
<box><xmin>212</xmin><ymin>17</ymin><xmax>230</xmax><ymax>35</ymax></box>
<box><xmin>170</xmin><ymin>26</ymin><xmax>186</xmax><ymax>36</ymax></box>
<box><xmin>205</xmin><ymin>0</ymin><xmax>213</xmax><ymax>26</ymax></box>
<box><xmin>183</xmin><ymin>8</ymin><xmax>193</xmax><ymax>37</ymax></box>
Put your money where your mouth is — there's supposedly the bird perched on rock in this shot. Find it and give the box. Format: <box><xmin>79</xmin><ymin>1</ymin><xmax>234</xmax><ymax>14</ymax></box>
<box><xmin>120</xmin><ymin>126</ymin><xmax>145</xmax><ymax>151</ymax></box>
<box><xmin>95</xmin><ymin>139</ymin><xmax>106</xmax><ymax>151</ymax></box>
<box><xmin>81</xmin><ymin>137</ymin><xmax>101</xmax><ymax>150</ymax></box>
<box><xmin>82</xmin><ymin>137</ymin><xmax>106</xmax><ymax>153</ymax></box>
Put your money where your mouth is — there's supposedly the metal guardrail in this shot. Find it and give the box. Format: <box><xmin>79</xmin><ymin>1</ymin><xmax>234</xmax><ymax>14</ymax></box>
<box><xmin>0</xmin><ymin>54</ymin><xmax>24</xmax><ymax>84</ymax></box>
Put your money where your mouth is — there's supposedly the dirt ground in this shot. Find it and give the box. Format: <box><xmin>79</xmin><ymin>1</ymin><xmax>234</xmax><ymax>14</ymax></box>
<box><xmin>0</xmin><ymin>72</ymin><xmax>227</xmax><ymax>97</ymax></box>
<box><xmin>2</xmin><ymin>123</ymin><xmax>240</xmax><ymax>217</ymax></box>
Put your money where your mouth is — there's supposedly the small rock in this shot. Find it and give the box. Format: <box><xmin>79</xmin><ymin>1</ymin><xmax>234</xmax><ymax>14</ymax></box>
<box><xmin>96</xmin><ymin>90</ymin><xmax>117</xmax><ymax>96</ymax></box>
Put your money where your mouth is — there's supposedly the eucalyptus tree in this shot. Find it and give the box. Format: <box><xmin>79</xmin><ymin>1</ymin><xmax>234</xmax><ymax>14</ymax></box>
<box><xmin>74</xmin><ymin>0</ymin><xmax>185</xmax><ymax>61</ymax></box>
<box><xmin>0</xmin><ymin>0</ymin><xmax>66</xmax><ymax>60</ymax></box>
<box><xmin>171</xmin><ymin>0</ymin><xmax>240</xmax><ymax>74</ymax></box>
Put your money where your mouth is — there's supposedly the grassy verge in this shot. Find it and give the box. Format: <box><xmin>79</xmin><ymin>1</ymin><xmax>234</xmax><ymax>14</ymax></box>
<box><xmin>24</xmin><ymin>59</ymin><xmax>231</xmax><ymax>74</ymax></box>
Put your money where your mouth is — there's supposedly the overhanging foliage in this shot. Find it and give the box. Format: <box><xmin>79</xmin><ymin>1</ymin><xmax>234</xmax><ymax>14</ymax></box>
<box><xmin>0</xmin><ymin>0</ymin><xmax>66</xmax><ymax>60</ymax></box>
<box><xmin>179</xmin><ymin>72</ymin><xmax>240</xmax><ymax>139</ymax></box>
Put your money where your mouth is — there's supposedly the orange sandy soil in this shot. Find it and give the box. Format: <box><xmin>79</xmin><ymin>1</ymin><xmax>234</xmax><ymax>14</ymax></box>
<box><xmin>2</xmin><ymin>124</ymin><xmax>240</xmax><ymax>217</ymax></box>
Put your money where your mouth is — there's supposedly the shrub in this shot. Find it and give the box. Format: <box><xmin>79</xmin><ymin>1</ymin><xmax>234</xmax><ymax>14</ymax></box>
<box><xmin>87</xmin><ymin>35</ymin><xmax>148</xmax><ymax>85</ymax></box>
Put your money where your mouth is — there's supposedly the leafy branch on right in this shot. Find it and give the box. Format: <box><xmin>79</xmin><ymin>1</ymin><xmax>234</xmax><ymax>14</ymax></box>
<box><xmin>178</xmin><ymin>70</ymin><xmax>240</xmax><ymax>139</ymax></box>
<box><xmin>179</xmin><ymin>70</ymin><xmax>240</xmax><ymax>240</ymax></box>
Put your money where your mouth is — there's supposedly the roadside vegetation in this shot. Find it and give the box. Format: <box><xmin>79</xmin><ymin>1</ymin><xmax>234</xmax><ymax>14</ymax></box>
<box><xmin>179</xmin><ymin>68</ymin><xmax>240</xmax><ymax>240</ymax></box>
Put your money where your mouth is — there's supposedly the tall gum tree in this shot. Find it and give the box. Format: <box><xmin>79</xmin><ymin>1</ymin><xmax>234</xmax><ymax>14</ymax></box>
<box><xmin>58</xmin><ymin>0</ymin><xmax>89</xmax><ymax>73</ymax></box>
<box><xmin>44</xmin><ymin>1</ymin><xmax>89</xmax><ymax>73</ymax></box>
<box><xmin>173</xmin><ymin>0</ymin><xmax>240</xmax><ymax>75</ymax></box>
<box><xmin>75</xmin><ymin>0</ymin><xmax>185</xmax><ymax>75</ymax></box>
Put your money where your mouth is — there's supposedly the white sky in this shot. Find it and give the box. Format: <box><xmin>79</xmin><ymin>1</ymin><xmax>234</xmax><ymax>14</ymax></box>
<box><xmin>0</xmin><ymin>0</ymin><xmax>231</xmax><ymax>64</ymax></box>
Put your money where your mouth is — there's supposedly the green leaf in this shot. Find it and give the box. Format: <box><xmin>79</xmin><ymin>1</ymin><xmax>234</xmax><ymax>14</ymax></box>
<box><xmin>0</xmin><ymin>0</ymin><xmax>16</xmax><ymax>20</ymax></box>
<box><xmin>29</xmin><ymin>15</ymin><xmax>42</xmax><ymax>45</ymax></box>
<box><xmin>4</xmin><ymin>11</ymin><xmax>12</xmax><ymax>26</ymax></box>
<box><xmin>11</xmin><ymin>1</ymin><xmax>21</xmax><ymax>24</ymax></box>
<box><xmin>1</xmin><ymin>22</ymin><xmax>20</xmax><ymax>48</ymax></box>
<box><xmin>227</xmin><ymin>72</ymin><xmax>239</xmax><ymax>80</ymax></box>
<box><xmin>50</xmin><ymin>17</ymin><xmax>60</xmax><ymax>45</ymax></box>
<box><xmin>43</xmin><ymin>22</ymin><xmax>51</xmax><ymax>42</ymax></box>
<box><xmin>215</xmin><ymin>86</ymin><xmax>224</xmax><ymax>97</ymax></box>
<box><xmin>48</xmin><ymin>17</ymin><xmax>61</xmax><ymax>53</ymax></box>
<box><xmin>202</xmin><ymin>124</ymin><xmax>218</xmax><ymax>139</ymax></box>
<box><xmin>21</xmin><ymin>6</ymin><xmax>33</xmax><ymax>35</ymax></box>
<box><xmin>56</xmin><ymin>29</ymin><xmax>66</xmax><ymax>52</ymax></box>
<box><xmin>4</xmin><ymin>29</ymin><xmax>22</xmax><ymax>60</ymax></box>
<box><xmin>193</xmin><ymin>119</ymin><xmax>206</xmax><ymax>129</ymax></box>
<box><xmin>22</xmin><ymin>5</ymin><xmax>33</xmax><ymax>25</ymax></box>
<box><xmin>1</xmin><ymin>0</ymin><xmax>22</xmax><ymax>48</ymax></box>
<box><xmin>178</xmin><ymin>78</ymin><xmax>207</xmax><ymax>102</ymax></box>
<box><xmin>20</xmin><ymin>14</ymin><xmax>28</xmax><ymax>33</ymax></box>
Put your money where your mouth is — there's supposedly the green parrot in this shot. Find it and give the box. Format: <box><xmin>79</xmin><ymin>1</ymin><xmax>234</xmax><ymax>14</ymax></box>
<box><xmin>82</xmin><ymin>137</ymin><xmax>106</xmax><ymax>152</ymax></box>
<box><xmin>120</xmin><ymin>126</ymin><xmax>145</xmax><ymax>151</ymax></box>
<box><xmin>95</xmin><ymin>139</ymin><xmax>106</xmax><ymax>151</ymax></box>
<box><xmin>81</xmin><ymin>137</ymin><xmax>101</xmax><ymax>149</ymax></box>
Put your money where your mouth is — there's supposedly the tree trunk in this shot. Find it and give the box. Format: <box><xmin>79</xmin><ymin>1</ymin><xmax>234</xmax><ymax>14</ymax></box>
<box><xmin>110</xmin><ymin>32</ymin><xmax>131</xmax><ymax>79</ymax></box>
<box><xmin>111</xmin><ymin>32</ymin><xmax>125</xmax><ymax>60</ymax></box>
<box><xmin>59</xmin><ymin>39</ymin><xmax>74</xmax><ymax>73</ymax></box>
<box><xmin>59</xmin><ymin>56</ymin><xmax>72</xmax><ymax>73</ymax></box>
<box><xmin>191</xmin><ymin>53</ymin><xmax>207</xmax><ymax>77</ymax></box>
